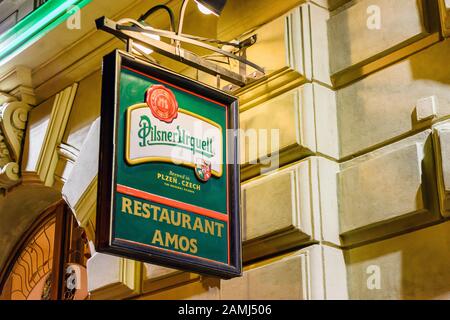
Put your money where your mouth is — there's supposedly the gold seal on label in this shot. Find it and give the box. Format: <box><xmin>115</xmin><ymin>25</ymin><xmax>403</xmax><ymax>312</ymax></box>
<box><xmin>145</xmin><ymin>84</ymin><xmax>179</xmax><ymax>123</ymax></box>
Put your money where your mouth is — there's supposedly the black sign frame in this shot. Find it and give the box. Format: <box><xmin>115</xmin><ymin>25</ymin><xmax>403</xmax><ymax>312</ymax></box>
<box><xmin>96</xmin><ymin>50</ymin><xmax>242</xmax><ymax>279</ymax></box>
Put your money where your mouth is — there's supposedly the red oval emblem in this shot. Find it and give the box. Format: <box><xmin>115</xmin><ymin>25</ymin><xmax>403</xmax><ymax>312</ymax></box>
<box><xmin>145</xmin><ymin>85</ymin><xmax>178</xmax><ymax>123</ymax></box>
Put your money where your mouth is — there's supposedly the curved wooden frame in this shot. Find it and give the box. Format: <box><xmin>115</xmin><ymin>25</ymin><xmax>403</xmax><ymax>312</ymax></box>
<box><xmin>0</xmin><ymin>200</ymin><xmax>64</xmax><ymax>299</ymax></box>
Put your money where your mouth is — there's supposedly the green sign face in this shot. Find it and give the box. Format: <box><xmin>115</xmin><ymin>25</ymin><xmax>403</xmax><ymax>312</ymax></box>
<box><xmin>96</xmin><ymin>50</ymin><xmax>241</xmax><ymax>279</ymax></box>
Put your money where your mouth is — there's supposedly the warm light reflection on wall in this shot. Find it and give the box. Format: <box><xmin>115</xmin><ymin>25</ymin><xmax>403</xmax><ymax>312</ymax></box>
<box><xmin>0</xmin><ymin>217</ymin><xmax>55</xmax><ymax>300</ymax></box>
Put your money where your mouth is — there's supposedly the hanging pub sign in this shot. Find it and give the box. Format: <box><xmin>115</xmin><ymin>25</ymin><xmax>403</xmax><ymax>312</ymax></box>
<box><xmin>96</xmin><ymin>50</ymin><xmax>241</xmax><ymax>279</ymax></box>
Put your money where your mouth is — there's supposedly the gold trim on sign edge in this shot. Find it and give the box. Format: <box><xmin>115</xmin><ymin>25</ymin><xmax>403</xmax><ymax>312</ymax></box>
<box><xmin>125</xmin><ymin>103</ymin><xmax>224</xmax><ymax>177</ymax></box>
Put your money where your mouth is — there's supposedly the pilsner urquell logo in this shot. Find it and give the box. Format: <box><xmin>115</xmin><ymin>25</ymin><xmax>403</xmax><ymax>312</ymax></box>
<box><xmin>137</xmin><ymin>117</ymin><xmax>215</xmax><ymax>158</ymax></box>
<box><xmin>128</xmin><ymin>84</ymin><xmax>218</xmax><ymax>182</ymax></box>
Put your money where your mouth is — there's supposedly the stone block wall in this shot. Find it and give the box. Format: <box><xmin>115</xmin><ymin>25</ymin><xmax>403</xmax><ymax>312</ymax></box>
<box><xmin>15</xmin><ymin>0</ymin><xmax>450</xmax><ymax>300</ymax></box>
<box><xmin>83</xmin><ymin>0</ymin><xmax>450</xmax><ymax>300</ymax></box>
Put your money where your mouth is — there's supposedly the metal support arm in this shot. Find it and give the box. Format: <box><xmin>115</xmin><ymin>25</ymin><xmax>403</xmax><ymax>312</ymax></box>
<box><xmin>96</xmin><ymin>16</ymin><xmax>264</xmax><ymax>87</ymax></box>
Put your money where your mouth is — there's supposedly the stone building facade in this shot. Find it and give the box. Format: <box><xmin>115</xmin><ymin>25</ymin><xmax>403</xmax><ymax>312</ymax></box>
<box><xmin>0</xmin><ymin>0</ymin><xmax>450</xmax><ymax>300</ymax></box>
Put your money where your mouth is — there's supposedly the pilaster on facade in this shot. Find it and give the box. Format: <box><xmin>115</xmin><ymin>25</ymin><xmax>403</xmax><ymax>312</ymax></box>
<box><xmin>62</xmin><ymin>118</ymin><xmax>99</xmax><ymax>237</ymax></box>
<box><xmin>439</xmin><ymin>0</ymin><xmax>450</xmax><ymax>37</ymax></box>
<box><xmin>54</xmin><ymin>143</ymin><xmax>80</xmax><ymax>190</ymax></box>
<box><xmin>21</xmin><ymin>83</ymin><xmax>78</xmax><ymax>188</ymax></box>
<box><xmin>432</xmin><ymin>120</ymin><xmax>450</xmax><ymax>217</ymax></box>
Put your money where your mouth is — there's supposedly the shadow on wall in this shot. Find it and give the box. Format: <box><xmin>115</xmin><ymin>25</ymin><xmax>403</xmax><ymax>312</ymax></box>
<box><xmin>332</xmin><ymin>0</ymin><xmax>450</xmax><ymax>158</ymax></box>
<box><xmin>409</xmin><ymin>36</ymin><xmax>450</xmax><ymax>86</ymax></box>
<box><xmin>63</xmin><ymin>70</ymin><xmax>102</xmax><ymax>152</ymax></box>
<box><xmin>147</xmin><ymin>276</ymin><xmax>221</xmax><ymax>300</ymax></box>
<box><xmin>344</xmin><ymin>220</ymin><xmax>450</xmax><ymax>300</ymax></box>
<box><xmin>334</xmin><ymin>0</ymin><xmax>450</xmax><ymax>299</ymax></box>
<box><xmin>336</xmin><ymin>37</ymin><xmax>450</xmax><ymax>158</ymax></box>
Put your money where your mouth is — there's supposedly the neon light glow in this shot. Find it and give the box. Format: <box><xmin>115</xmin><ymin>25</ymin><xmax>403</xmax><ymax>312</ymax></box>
<box><xmin>0</xmin><ymin>0</ymin><xmax>92</xmax><ymax>67</ymax></box>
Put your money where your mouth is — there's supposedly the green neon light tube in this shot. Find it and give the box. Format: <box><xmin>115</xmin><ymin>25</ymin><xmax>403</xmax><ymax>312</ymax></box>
<box><xmin>0</xmin><ymin>0</ymin><xmax>92</xmax><ymax>67</ymax></box>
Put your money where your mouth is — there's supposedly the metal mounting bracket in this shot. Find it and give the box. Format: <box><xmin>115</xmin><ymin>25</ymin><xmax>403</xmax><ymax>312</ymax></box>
<box><xmin>96</xmin><ymin>16</ymin><xmax>265</xmax><ymax>87</ymax></box>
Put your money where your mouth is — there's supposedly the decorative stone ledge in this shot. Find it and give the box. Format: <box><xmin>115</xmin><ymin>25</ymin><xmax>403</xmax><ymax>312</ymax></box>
<box><xmin>328</xmin><ymin>0</ymin><xmax>440</xmax><ymax>88</ymax></box>
<box><xmin>0</xmin><ymin>66</ymin><xmax>36</xmax><ymax>106</ymax></box>
<box><xmin>242</xmin><ymin>156</ymin><xmax>340</xmax><ymax>261</ymax></box>
<box><xmin>339</xmin><ymin>130</ymin><xmax>441</xmax><ymax>247</ymax></box>
<box><xmin>221</xmin><ymin>245</ymin><xmax>348</xmax><ymax>300</ymax></box>
<box><xmin>240</xmin><ymin>83</ymin><xmax>338</xmax><ymax>181</ymax></box>
<box><xmin>141</xmin><ymin>264</ymin><xmax>199</xmax><ymax>295</ymax></box>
